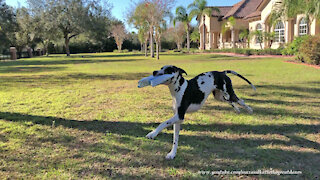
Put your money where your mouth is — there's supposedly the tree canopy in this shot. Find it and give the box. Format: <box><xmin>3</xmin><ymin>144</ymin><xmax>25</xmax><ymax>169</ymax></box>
<box><xmin>0</xmin><ymin>0</ymin><xmax>16</xmax><ymax>52</ymax></box>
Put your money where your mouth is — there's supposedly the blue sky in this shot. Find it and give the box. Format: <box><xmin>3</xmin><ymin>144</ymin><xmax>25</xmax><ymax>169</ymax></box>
<box><xmin>6</xmin><ymin>0</ymin><xmax>241</xmax><ymax>31</ymax></box>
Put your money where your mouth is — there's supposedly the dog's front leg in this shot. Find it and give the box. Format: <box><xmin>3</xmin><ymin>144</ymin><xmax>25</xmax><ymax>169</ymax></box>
<box><xmin>146</xmin><ymin>114</ymin><xmax>179</xmax><ymax>139</ymax></box>
<box><xmin>166</xmin><ymin>122</ymin><xmax>181</xmax><ymax>159</ymax></box>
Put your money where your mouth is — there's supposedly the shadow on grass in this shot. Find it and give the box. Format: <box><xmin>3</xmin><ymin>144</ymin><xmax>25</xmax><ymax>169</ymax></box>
<box><xmin>1</xmin><ymin>111</ymin><xmax>319</xmax><ymax>178</ymax></box>
<box><xmin>243</xmin><ymin>97</ymin><xmax>320</xmax><ymax>108</ymax></box>
<box><xmin>203</xmin><ymin>104</ymin><xmax>320</xmax><ymax>121</ymax></box>
<box><xmin>1</xmin><ymin>111</ymin><xmax>319</xmax><ymax>147</ymax></box>
<box><xmin>0</xmin><ymin>72</ymin><xmax>151</xmax><ymax>86</ymax></box>
<box><xmin>0</xmin><ymin>58</ymin><xmax>143</xmax><ymax>66</ymax></box>
<box><xmin>201</xmin><ymin>83</ymin><xmax>320</xmax><ymax>121</ymax></box>
<box><xmin>0</xmin><ymin>112</ymin><xmax>320</xmax><ymax>139</ymax></box>
<box><xmin>236</xmin><ymin>84</ymin><xmax>320</xmax><ymax>96</ymax></box>
<box><xmin>0</xmin><ymin>66</ymin><xmax>66</xmax><ymax>73</ymax></box>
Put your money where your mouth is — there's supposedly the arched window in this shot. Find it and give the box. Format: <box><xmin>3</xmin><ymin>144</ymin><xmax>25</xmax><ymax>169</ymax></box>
<box><xmin>274</xmin><ymin>21</ymin><xmax>285</xmax><ymax>43</ymax></box>
<box><xmin>299</xmin><ymin>18</ymin><xmax>308</xmax><ymax>36</ymax></box>
<box><xmin>256</xmin><ymin>23</ymin><xmax>263</xmax><ymax>43</ymax></box>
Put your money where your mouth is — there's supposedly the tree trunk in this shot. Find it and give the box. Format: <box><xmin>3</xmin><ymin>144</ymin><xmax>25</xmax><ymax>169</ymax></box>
<box><xmin>222</xmin><ymin>37</ymin><xmax>225</xmax><ymax>49</ymax></box>
<box><xmin>17</xmin><ymin>48</ymin><xmax>22</xmax><ymax>59</ymax></box>
<box><xmin>156</xmin><ymin>42</ymin><xmax>159</xmax><ymax>60</ymax></box>
<box><xmin>269</xmin><ymin>40</ymin><xmax>273</xmax><ymax>48</ymax></box>
<box><xmin>203</xmin><ymin>16</ymin><xmax>206</xmax><ymax>50</ymax></box>
<box><xmin>27</xmin><ymin>48</ymin><xmax>32</xmax><ymax>58</ymax></box>
<box><xmin>144</xmin><ymin>40</ymin><xmax>148</xmax><ymax>57</ymax></box>
<box><xmin>65</xmin><ymin>37</ymin><xmax>70</xmax><ymax>56</ymax></box>
<box><xmin>141</xmin><ymin>43</ymin><xmax>143</xmax><ymax>53</ymax></box>
<box><xmin>187</xmin><ymin>24</ymin><xmax>190</xmax><ymax>52</ymax></box>
<box><xmin>149</xmin><ymin>28</ymin><xmax>154</xmax><ymax>58</ymax></box>
<box><xmin>231</xmin><ymin>29</ymin><xmax>235</xmax><ymax>48</ymax></box>
<box><xmin>43</xmin><ymin>41</ymin><xmax>49</xmax><ymax>56</ymax></box>
<box><xmin>46</xmin><ymin>45</ymin><xmax>49</xmax><ymax>56</ymax></box>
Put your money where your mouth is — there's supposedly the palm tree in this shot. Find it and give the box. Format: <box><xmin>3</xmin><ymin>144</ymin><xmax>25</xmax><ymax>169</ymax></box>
<box><xmin>239</xmin><ymin>29</ymin><xmax>250</xmax><ymax>48</ymax></box>
<box><xmin>154</xmin><ymin>20</ymin><xmax>168</xmax><ymax>60</ymax></box>
<box><xmin>251</xmin><ymin>30</ymin><xmax>263</xmax><ymax>49</ymax></box>
<box><xmin>264</xmin><ymin>31</ymin><xmax>275</xmax><ymax>48</ymax></box>
<box><xmin>190</xmin><ymin>28</ymin><xmax>200</xmax><ymax>47</ymax></box>
<box><xmin>173</xmin><ymin>6</ymin><xmax>192</xmax><ymax>52</ymax></box>
<box><xmin>188</xmin><ymin>0</ymin><xmax>219</xmax><ymax>50</ymax></box>
<box><xmin>221</xmin><ymin>16</ymin><xmax>236</xmax><ymax>48</ymax></box>
<box><xmin>138</xmin><ymin>23</ymin><xmax>149</xmax><ymax>57</ymax></box>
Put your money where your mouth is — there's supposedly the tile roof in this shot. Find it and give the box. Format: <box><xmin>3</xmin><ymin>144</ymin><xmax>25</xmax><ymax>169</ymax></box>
<box><xmin>244</xmin><ymin>11</ymin><xmax>262</xmax><ymax>20</ymax></box>
<box><xmin>210</xmin><ymin>6</ymin><xmax>233</xmax><ymax>17</ymax></box>
<box><xmin>222</xmin><ymin>0</ymin><xmax>264</xmax><ymax>19</ymax></box>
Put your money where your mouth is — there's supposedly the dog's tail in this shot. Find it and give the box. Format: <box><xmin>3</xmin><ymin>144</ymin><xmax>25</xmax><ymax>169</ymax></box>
<box><xmin>224</xmin><ymin>70</ymin><xmax>256</xmax><ymax>91</ymax></box>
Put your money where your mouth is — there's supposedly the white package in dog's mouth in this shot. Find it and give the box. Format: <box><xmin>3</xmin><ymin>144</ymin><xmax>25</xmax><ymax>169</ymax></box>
<box><xmin>150</xmin><ymin>74</ymin><xmax>174</xmax><ymax>87</ymax></box>
<box><xmin>138</xmin><ymin>74</ymin><xmax>174</xmax><ymax>88</ymax></box>
<box><xmin>138</xmin><ymin>75</ymin><xmax>153</xmax><ymax>88</ymax></box>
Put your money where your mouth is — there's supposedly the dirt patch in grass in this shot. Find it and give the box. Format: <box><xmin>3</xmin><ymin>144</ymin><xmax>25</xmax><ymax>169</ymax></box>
<box><xmin>285</xmin><ymin>60</ymin><xmax>320</xmax><ymax>69</ymax></box>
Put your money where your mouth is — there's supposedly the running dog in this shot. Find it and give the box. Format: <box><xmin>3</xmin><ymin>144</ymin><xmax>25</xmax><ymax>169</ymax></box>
<box><xmin>146</xmin><ymin>65</ymin><xmax>256</xmax><ymax>159</ymax></box>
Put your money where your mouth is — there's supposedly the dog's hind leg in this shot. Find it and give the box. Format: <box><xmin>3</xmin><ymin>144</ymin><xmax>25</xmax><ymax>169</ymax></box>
<box><xmin>166</xmin><ymin>122</ymin><xmax>181</xmax><ymax>159</ymax></box>
<box><xmin>230</xmin><ymin>102</ymin><xmax>240</xmax><ymax>113</ymax></box>
<box><xmin>237</xmin><ymin>99</ymin><xmax>253</xmax><ymax>114</ymax></box>
<box><xmin>146</xmin><ymin>114</ymin><xmax>181</xmax><ymax>139</ymax></box>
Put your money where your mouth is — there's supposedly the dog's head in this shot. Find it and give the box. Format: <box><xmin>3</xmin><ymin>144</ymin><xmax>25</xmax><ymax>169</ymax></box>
<box><xmin>153</xmin><ymin>65</ymin><xmax>187</xmax><ymax>85</ymax></box>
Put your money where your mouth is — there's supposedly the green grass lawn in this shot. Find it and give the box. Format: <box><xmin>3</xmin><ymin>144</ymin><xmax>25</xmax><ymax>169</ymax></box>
<box><xmin>0</xmin><ymin>52</ymin><xmax>319</xmax><ymax>179</ymax></box>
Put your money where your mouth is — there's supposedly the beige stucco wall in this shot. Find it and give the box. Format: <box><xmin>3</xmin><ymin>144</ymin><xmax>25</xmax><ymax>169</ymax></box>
<box><xmin>294</xmin><ymin>14</ymin><xmax>319</xmax><ymax>36</ymax></box>
<box><xmin>250</xmin><ymin>0</ymin><xmax>290</xmax><ymax>49</ymax></box>
<box><xmin>200</xmin><ymin>0</ymin><xmax>320</xmax><ymax>50</ymax></box>
<box><xmin>210</xmin><ymin>17</ymin><xmax>222</xmax><ymax>32</ymax></box>
<box><xmin>249</xmin><ymin>20</ymin><xmax>265</xmax><ymax>49</ymax></box>
<box><xmin>250</xmin><ymin>0</ymin><xmax>320</xmax><ymax>49</ymax></box>
<box><xmin>310</xmin><ymin>18</ymin><xmax>319</xmax><ymax>35</ymax></box>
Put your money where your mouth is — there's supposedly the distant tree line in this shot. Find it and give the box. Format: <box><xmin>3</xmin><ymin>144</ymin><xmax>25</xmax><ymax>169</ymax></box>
<box><xmin>0</xmin><ymin>0</ymin><xmax>202</xmax><ymax>58</ymax></box>
<box><xmin>127</xmin><ymin>0</ymin><xmax>211</xmax><ymax>59</ymax></box>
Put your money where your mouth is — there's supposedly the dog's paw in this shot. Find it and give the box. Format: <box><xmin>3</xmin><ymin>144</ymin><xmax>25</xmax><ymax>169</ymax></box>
<box><xmin>165</xmin><ymin>151</ymin><xmax>176</xmax><ymax>160</ymax></box>
<box><xmin>146</xmin><ymin>131</ymin><xmax>157</xmax><ymax>139</ymax></box>
<box><xmin>234</xmin><ymin>108</ymin><xmax>240</xmax><ymax>114</ymax></box>
<box><xmin>247</xmin><ymin>107</ymin><xmax>253</xmax><ymax>114</ymax></box>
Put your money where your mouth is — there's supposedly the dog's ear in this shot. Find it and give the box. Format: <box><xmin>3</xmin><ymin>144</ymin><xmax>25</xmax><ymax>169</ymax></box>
<box><xmin>177</xmin><ymin>67</ymin><xmax>187</xmax><ymax>75</ymax></box>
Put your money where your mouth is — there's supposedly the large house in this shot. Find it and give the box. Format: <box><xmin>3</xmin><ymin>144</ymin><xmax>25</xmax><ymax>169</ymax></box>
<box><xmin>199</xmin><ymin>0</ymin><xmax>320</xmax><ymax>50</ymax></box>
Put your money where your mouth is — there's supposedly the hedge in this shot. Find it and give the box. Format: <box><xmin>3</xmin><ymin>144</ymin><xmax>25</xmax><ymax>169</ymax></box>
<box><xmin>204</xmin><ymin>48</ymin><xmax>284</xmax><ymax>56</ymax></box>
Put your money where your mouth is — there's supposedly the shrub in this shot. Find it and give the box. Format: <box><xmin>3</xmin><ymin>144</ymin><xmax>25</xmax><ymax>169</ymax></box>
<box><xmin>198</xmin><ymin>47</ymin><xmax>284</xmax><ymax>56</ymax></box>
<box><xmin>263</xmin><ymin>48</ymin><xmax>283</xmax><ymax>55</ymax></box>
<box><xmin>131</xmin><ymin>50</ymin><xmax>140</xmax><ymax>53</ymax></box>
<box><xmin>112</xmin><ymin>49</ymin><xmax>130</xmax><ymax>53</ymax></box>
<box><xmin>181</xmin><ymin>48</ymin><xmax>201</xmax><ymax>53</ymax></box>
<box><xmin>233</xmin><ymin>49</ymin><xmax>252</xmax><ymax>56</ymax></box>
<box><xmin>299</xmin><ymin>35</ymin><xmax>320</xmax><ymax>65</ymax></box>
<box><xmin>282</xmin><ymin>35</ymin><xmax>310</xmax><ymax>55</ymax></box>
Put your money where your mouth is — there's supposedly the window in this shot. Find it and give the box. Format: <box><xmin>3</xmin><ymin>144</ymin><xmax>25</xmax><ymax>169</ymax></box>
<box><xmin>274</xmin><ymin>21</ymin><xmax>285</xmax><ymax>43</ymax></box>
<box><xmin>299</xmin><ymin>18</ymin><xmax>308</xmax><ymax>36</ymax></box>
<box><xmin>256</xmin><ymin>23</ymin><xmax>263</xmax><ymax>44</ymax></box>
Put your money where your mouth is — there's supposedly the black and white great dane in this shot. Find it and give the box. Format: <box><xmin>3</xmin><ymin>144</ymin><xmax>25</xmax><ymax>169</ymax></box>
<box><xmin>146</xmin><ymin>65</ymin><xmax>256</xmax><ymax>159</ymax></box>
